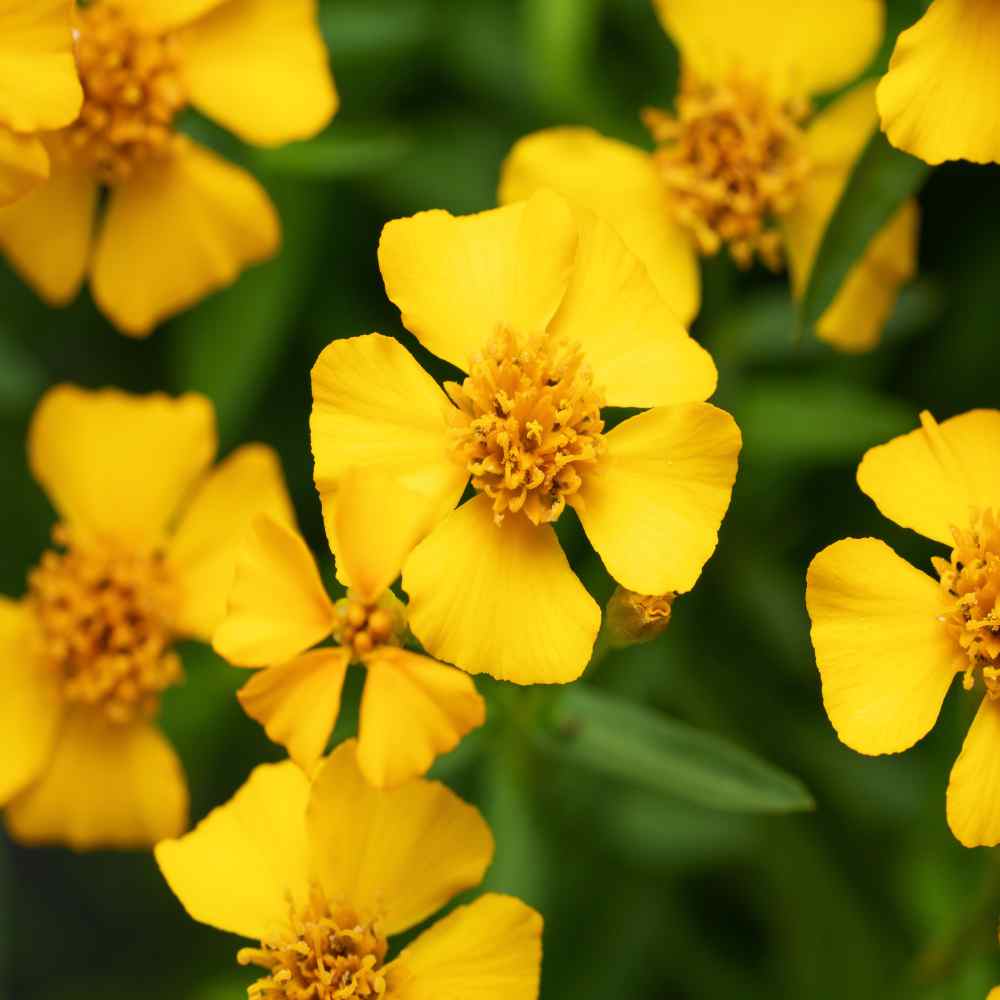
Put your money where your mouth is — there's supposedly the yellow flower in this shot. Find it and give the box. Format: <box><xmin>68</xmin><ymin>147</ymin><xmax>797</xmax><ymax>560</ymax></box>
<box><xmin>806</xmin><ymin>409</ymin><xmax>1000</xmax><ymax>847</ymax></box>
<box><xmin>0</xmin><ymin>385</ymin><xmax>293</xmax><ymax>850</ymax></box>
<box><xmin>878</xmin><ymin>0</ymin><xmax>1000</xmax><ymax>165</ymax></box>
<box><xmin>156</xmin><ymin>739</ymin><xmax>543</xmax><ymax>1000</ymax></box>
<box><xmin>212</xmin><ymin>496</ymin><xmax>486</xmax><ymax>789</ymax></box>
<box><xmin>0</xmin><ymin>2</ymin><xmax>82</xmax><ymax>204</ymax></box>
<box><xmin>499</xmin><ymin>0</ymin><xmax>918</xmax><ymax>354</ymax></box>
<box><xmin>0</xmin><ymin>0</ymin><xmax>337</xmax><ymax>336</ymax></box>
<box><xmin>310</xmin><ymin>190</ymin><xmax>741</xmax><ymax>685</ymax></box>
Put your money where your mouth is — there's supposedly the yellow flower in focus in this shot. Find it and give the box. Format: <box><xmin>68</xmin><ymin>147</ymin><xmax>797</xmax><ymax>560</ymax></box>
<box><xmin>213</xmin><ymin>490</ymin><xmax>486</xmax><ymax>789</ymax></box>
<box><xmin>310</xmin><ymin>190</ymin><xmax>741</xmax><ymax>686</ymax></box>
<box><xmin>156</xmin><ymin>740</ymin><xmax>543</xmax><ymax>1000</ymax></box>
<box><xmin>878</xmin><ymin>0</ymin><xmax>1000</xmax><ymax>165</ymax></box>
<box><xmin>806</xmin><ymin>409</ymin><xmax>1000</xmax><ymax>847</ymax></box>
<box><xmin>0</xmin><ymin>0</ymin><xmax>337</xmax><ymax>336</ymax></box>
<box><xmin>0</xmin><ymin>385</ymin><xmax>293</xmax><ymax>849</ymax></box>
<box><xmin>0</xmin><ymin>2</ymin><xmax>82</xmax><ymax>204</ymax></box>
<box><xmin>500</xmin><ymin>0</ymin><xmax>918</xmax><ymax>354</ymax></box>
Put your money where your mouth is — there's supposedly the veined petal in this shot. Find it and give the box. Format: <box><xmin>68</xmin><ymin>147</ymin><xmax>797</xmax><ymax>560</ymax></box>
<box><xmin>29</xmin><ymin>385</ymin><xmax>216</xmax><ymax>552</ymax></box>
<box><xmin>307</xmin><ymin>740</ymin><xmax>493</xmax><ymax>936</ymax></box>
<box><xmin>377</xmin><ymin>191</ymin><xmax>577</xmax><ymax>372</ymax></box>
<box><xmin>167</xmin><ymin>444</ymin><xmax>295</xmax><ymax>641</ymax></box>
<box><xmin>403</xmin><ymin>496</ymin><xmax>600</xmax><ymax>684</ymax></box>
<box><xmin>385</xmin><ymin>894</ymin><xmax>543</xmax><ymax>1000</ymax></box>
<box><xmin>499</xmin><ymin>127</ymin><xmax>700</xmax><ymax>324</ymax></box>
<box><xmin>857</xmin><ymin>410</ymin><xmax>1000</xmax><ymax>546</ymax></box>
<box><xmin>357</xmin><ymin>648</ymin><xmax>485</xmax><ymax>788</ymax></box>
<box><xmin>213</xmin><ymin>514</ymin><xmax>335</xmax><ymax>668</ymax></box>
<box><xmin>806</xmin><ymin>538</ymin><xmax>957</xmax><ymax>756</ymax></box>
<box><xmin>156</xmin><ymin>760</ymin><xmax>312</xmax><ymax>940</ymax></box>
<box><xmin>575</xmin><ymin>403</ymin><xmax>740</xmax><ymax>596</ymax></box>
<box><xmin>877</xmin><ymin>0</ymin><xmax>1000</xmax><ymax>165</ymax></box>
<box><xmin>6</xmin><ymin>710</ymin><xmax>187</xmax><ymax>850</ymax></box>
<box><xmin>947</xmin><ymin>697</ymin><xmax>1000</xmax><ymax>847</ymax></box>
<box><xmin>0</xmin><ymin>129</ymin><xmax>47</xmax><ymax>206</ymax></box>
<box><xmin>180</xmin><ymin>0</ymin><xmax>337</xmax><ymax>147</ymax></box>
<box><xmin>91</xmin><ymin>138</ymin><xmax>279</xmax><ymax>336</ymax></box>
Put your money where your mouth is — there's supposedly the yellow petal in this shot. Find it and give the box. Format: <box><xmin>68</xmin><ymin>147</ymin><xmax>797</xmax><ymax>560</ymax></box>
<box><xmin>549</xmin><ymin>205</ymin><xmax>716</xmax><ymax>407</ymax></box>
<box><xmin>179</xmin><ymin>0</ymin><xmax>337</xmax><ymax>147</ymax></box>
<box><xmin>385</xmin><ymin>894</ymin><xmax>542</xmax><ymax>1000</ymax></box>
<box><xmin>0</xmin><ymin>156</ymin><xmax>97</xmax><ymax>304</ymax></box>
<box><xmin>213</xmin><ymin>514</ymin><xmax>335</xmax><ymax>667</ymax></box>
<box><xmin>857</xmin><ymin>410</ymin><xmax>1000</xmax><ymax>546</ymax></box>
<box><xmin>237</xmin><ymin>649</ymin><xmax>350</xmax><ymax>772</ymax></box>
<box><xmin>877</xmin><ymin>0</ymin><xmax>1000</xmax><ymax>165</ymax></box>
<box><xmin>403</xmin><ymin>496</ymin><xmax>600</xmax><ymax>684</ymax></box>
<box><xmin>91</xmin><ymin>138</ymin><xmax>280</xmax><ymax>336</ymax></box>
<box><xmin>0</xmin><ymin>0</ymin><xmax>82</xmax><ymax>132</ymax></box>
<box><xmin>92</xmin><ymin>0</ymin><xmax>225</xmax><ymax>33</ymax></box>
<box><xmin>574</xmin><ymin>403</ymin><xmax>740</xmax><ymax>596</ymax></box>
<box><xmin>155</xmin><ymin>759</ymin><xmax>311</xmax><ymax>939</ymax></box>
<box><xmin>947</xmin><ymin>697</ymin><xmax>1000</xmax><ymax>847</ymax></box>
<box><xmin>0</xmin><ymin>128</ymin><xmax>47</xmax><ymax>206</ymax></box>
<box><xmin>167</xmin><ymin>444</ymin><xmax>294</xmax><ymax>641</ymax></box>
<box><xmin>307</xmin><ymin>740</ymin><xmax>493</xmax><ymax>935</ymax></box>
<box><xmin>377</xmin><ymin>190</ymin><xmax>577</xmax><ymax>372</ymax></box>
<box><xmin>653</xmin><ymin>0</ymin><xmax>883</xmax><ymax>99</ymax></box>
<box><xmin>806</xmin><ymin>538</ymin><xmax>957</xmax><ymax>756</ymax></box>
<box><xmin>6</xmin><ymin>710</ymin><xmax>187</xmax><ymax>850</ymax></box>
<box><xmin>29</xmin><ymin>385</ymin><xmax>216</xmax><ymax>551</ymax></box>
<box><xmin>0</xmin><ymin>598</ymin><xmax>62</xmax><ymax>805</ymax></box>
<box><xmin>499</xmin><ymin>127</ymin><xmax>700</xmax><ymax>325</ymax></box>
<box><xmin>358</xmin><ymin>648</ymin><xmax>486</xmax><ymax>788</ymax></box>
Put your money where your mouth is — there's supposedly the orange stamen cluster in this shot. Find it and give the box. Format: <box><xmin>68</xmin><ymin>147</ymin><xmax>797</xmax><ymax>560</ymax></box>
<box><xmin>332</xmin><ymin>597</ymin><xmax>401</xmax><ymax>660</ymax></box>
<box><xmin>28</xmin><ymin>525</ymin><xmax>181</xmax><ymax>724</ymax></box>
<box><xmin>67</xmin><ymin>2</ymin><xmax>186</xmax><ymax>183</ymax></box>
<box><xmin>643</xmin><ymin>75</ymin><xmax>810</xmax><ymax>270</ymax></box>
<box><xmin>447</xmin><ymin>328</ymin><xmax>605</xmax><ymax>526</ymax></box>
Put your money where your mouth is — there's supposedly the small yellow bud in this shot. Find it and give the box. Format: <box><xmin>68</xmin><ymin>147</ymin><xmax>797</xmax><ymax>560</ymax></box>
<box><xmin>604</xmin><ymin>586</ymin><xmax>674</xmax><ymax>648</ymax></box>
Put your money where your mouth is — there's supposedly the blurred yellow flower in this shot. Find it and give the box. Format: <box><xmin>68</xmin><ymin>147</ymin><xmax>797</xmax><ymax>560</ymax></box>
<box><xmin>500</xmin><ymin>0</ymin><xmax>917</xmax><ymax>354</ymax></box>
<box><xmin>0</xmin><ymin>385</ymin><xmax>293</xmax><ymax>850</ymax></box>
<box><xmin>311</xmin><ymin>190</ymin><xmax>741</xmax><ymax>685</ymax></box>
<box><xmin>156</xmin><ymin>740</ymin><xmax>543</xmax><ymax>1000</ymax></box>
<box><xmin>0</xmin><ymin>0</ymin><xmax>337</xmax><ymax>336</ymax></box>
<box><xmin>0</xmin><ymin>2</ymin><xmax>82</xmax><ymax>204</ymax></box>
<box><xmin>806</xmin><ymin>409</ymin><xmax>1000</xmax><ymax>847</ymax></box>
<box><xmin>878</xmin><ymin>0</ymin><xmax>1000</xmax><ymax>165</ymax></box>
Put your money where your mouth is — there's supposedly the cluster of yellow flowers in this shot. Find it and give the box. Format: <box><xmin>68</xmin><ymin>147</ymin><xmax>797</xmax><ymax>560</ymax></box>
<box><xmin>3</xmin><ymin>0</ymin><xmax>1000</xmax><ymax>996</ymax></box>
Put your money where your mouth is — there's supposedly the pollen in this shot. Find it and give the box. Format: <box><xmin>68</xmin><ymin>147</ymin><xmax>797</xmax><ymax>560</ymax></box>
<box><xmin>643</xmin><ymin>75</ymin><xmax>811</xmax><ymax>270</ymax></box>
<box><xmin>238</xmin><ymin>890</ymin><xmax>388</xmax><ymax>1000</ymax></box>
<box><xmin>66</xmin><ymin>2</ymin><xmax>187</xmax><ymax>184</ymax></box>
<box><xmin>934</xmin><ymin>509</ymin><xmax>1000</xmax><ymax>697</ymax></box>
<box><xmin>27</xmin><ymin>524</ymin><xmax>181</xmax><ymax>724</ymax></box>
<box><xmin>332</xmin><ymin>596</ymin><xmax>404</xmax><ymax>660</ymax></box>
<box><xmin>447</xmin><ymin>328</ymin><xmax>605</xmax><ymax>526</ymax></box>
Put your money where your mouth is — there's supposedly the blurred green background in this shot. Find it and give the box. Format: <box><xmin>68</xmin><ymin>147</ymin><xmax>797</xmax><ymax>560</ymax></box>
<box><xmin>4</xmin><ymin>1</ymin><xmax>1000</xmax><ymax>997</ymax></box>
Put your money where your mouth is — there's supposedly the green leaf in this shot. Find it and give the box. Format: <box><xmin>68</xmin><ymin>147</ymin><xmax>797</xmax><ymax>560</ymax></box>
<box><xmin>541</xmin><ymin>686</ymin><xmax>814</xmax><ymax>814</ymax></box>
<box><xmin>252</xmin><ymin>124</ymin><xmax>411</xmax><ymax>179</ymax></box>
<box><xmin>798</xmin><ymin>129</ymin><xmax>930</xmax><ymax>338</ymax></box>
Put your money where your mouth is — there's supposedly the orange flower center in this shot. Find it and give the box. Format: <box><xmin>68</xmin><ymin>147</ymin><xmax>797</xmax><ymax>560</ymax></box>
<box><xmin>643</xmin><ymin>75</ymin><xmax>810</xmax><ymax>270</ymax></box>
<box><xmin>28</xmin><ymin>525</ymin><xmax>181</xmax><ymax>724</ymax></box>
<box><xmin>332</xmin><ymin>596</ymin><xmax>404</xmax><ymax>661</ymax></box>
<box><xmin>446</xmin><ymin>327</ymin><xmax>605</xmax><ymax>526</ymax></box>
<box><xmin>238</xmin><ymin>891</ymin><xmax>388</xmax><ymax>1000</ymax></box>
<box><xmin>934</xmin><ymin>509</ymin><xmax>1000</xmax><ymax>697</ymax></box>
<box><xmin>66</xmin><ymin>2</ymin><xmax>186</xmax><ymax>183</ymax></box>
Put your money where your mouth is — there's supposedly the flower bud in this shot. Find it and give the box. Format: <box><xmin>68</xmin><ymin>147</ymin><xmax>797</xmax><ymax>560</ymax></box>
<box><xmin>604</xmin><ymin>586</ymin><xmax>675</xmax><ymax>648</ymax></box>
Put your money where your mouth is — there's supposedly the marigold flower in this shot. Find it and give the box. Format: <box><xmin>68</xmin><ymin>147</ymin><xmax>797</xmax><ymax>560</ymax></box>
<box><xmin>500</xmin><ymin>0</ymin><xmax>917</xmax><ymax>354</ymax></box>
<box><xmin>310</xmin><ymin>190</ymin><xmax>741</xmax><ymax>685</ymax></box>
<box><xmin>806</xmin><ymin>409</ymin><xmax>1000</xmax><ymax>847</ymax></box>
<box><xmin>0</xmin><ymin>2</ymin><xmax>82</xmax><ymax>205</ymax></box>
<box><xmin>156</xmin><ymin>740</ymin><xmax>543</xmax><ymax>1000</ymax></box>
<box><xmin>0</xmin><ymin>0</ymin><xmax>337</xmax><ymax>336</ymax></box>
<box><xmin>0</xmin><ymin>385</ymin><xmax>293</xmax><ymax>849</ymax></box>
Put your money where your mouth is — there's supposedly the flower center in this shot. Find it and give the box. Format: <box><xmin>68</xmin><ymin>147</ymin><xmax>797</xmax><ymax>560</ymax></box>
<box><xmin>643</xmin><ymin>75</ymin><xmax>810</xmax><ymax>270</ymax></box>
<box><xmin>446</xmin><ymin>328</ymin><xmax>605</xmax><ymax>526</ymax></box>
<box><xmin>934</xmin><ymin>509</ymin><xmax>1000</xmax><ymax>697</ymax></box>
<box><xmin>66</xmin><ymin>2</ymin><xmax>186</xmax><ymax>183</ymax></box>
<box><xmin>238</xmin><ymin>892</ymin><xmax>388</xmax><ymax>1000</ymax></box>
<box><xmin>28</xmin><ymin>525</ymin><xmax>181</xmax><ymax>724</ymax></box>
<box><xmin>332</xmin><ymin>596</ymin><xmax>403</xmax><ymax>660</ymax></box>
